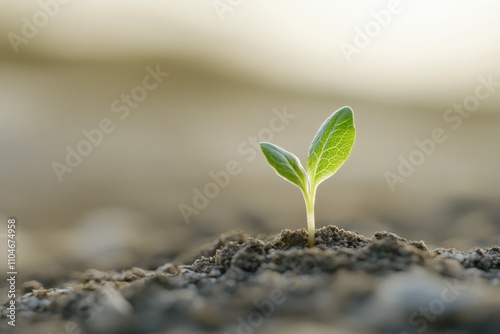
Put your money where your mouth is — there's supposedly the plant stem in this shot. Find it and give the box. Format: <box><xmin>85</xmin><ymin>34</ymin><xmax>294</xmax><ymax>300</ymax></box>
<box><xmin>304</xmin><ymin>186</ymin><xmax>316</xmax><ymax>248</ymax></box>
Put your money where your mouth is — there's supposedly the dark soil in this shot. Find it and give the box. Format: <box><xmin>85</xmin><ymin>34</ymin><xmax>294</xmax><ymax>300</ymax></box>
<box><xmin>2</xmin><ymin>225</ymin><xmax>500</xmax><ymax>334</ymax></box>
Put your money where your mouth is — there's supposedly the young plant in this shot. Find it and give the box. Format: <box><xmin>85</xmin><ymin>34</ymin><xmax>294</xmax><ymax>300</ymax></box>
<box><xmin>260</xmin><ymin>106</ymin><xmax>356</xmax><ymax>248</ymax></box>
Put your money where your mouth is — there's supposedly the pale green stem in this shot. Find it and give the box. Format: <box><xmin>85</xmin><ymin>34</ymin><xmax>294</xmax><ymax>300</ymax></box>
<box><xmin>304</xmin><ymin>185</ymin><xmax>317</xmax><ymax>248</ymax></box>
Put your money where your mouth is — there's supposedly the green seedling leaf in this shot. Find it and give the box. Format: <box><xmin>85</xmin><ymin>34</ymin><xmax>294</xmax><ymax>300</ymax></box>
<box><xmin>260</xmin><ymin>142</ymin><xmax>307</xmax><ymax>192</ymax></box>
<box><xmin>259</xmin><ymin>106</ymin><xmax>356</xmax><ymax>248</ymax></box>
<box><xmin>307</xmin><ymin>106</ymin><xmax>356</xmax><ymax>187</ymax></box>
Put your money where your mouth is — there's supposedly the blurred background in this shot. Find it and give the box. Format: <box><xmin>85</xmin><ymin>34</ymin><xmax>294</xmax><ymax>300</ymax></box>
<box><xmin>0</xmin><ymin>0</ymin><xmax>499</xmax><ymax>282</ymax></box>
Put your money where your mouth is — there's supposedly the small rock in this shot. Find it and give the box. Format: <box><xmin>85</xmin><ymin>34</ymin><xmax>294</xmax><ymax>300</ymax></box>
<box><xmin>208</xmin><ymin>269</ymin><xmax>221</xmax><ymax>278</ymax></box>
<box><xmin>454</xmin><ymin>253</ymin><xmax>466</xmax><ymax>262</ymax></box>
<box><xmin>158</xmin><ymin>263</ymin><xmax>180</xmax><ymax>275</ymax></box>
<box><xmin>22</xmin><ymin>280</ymin><xmax>43</xmax><ymax>294</ymax></box>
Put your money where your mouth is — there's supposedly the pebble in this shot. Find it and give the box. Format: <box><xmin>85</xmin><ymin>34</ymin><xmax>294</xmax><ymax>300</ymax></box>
<box><xmin>21</xmin><ymin>280</ymin><xmax>44</xmax><ymax>294</ymax></box>
<box><xmin>208</xmin><ymin>269</ymin><xmax>221</xmax><ymax>278</ymax></box>
<box><xmin>157</xmin><ymin>263</ymin><xmax>181</xmax><ymax>275</ymax></box>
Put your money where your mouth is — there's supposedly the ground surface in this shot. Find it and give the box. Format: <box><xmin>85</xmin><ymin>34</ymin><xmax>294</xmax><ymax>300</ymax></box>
<box><xmin>2</xmin><ymin>225</ymin><xmax>500</xmax><ymax>334</ymax></box>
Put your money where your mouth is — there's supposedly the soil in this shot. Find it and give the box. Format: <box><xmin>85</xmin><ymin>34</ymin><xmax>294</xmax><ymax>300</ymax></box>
<box><xmin>2</xmin><ymin>225</ymin><xmax>500</xmax><ymax>334</ymax></box>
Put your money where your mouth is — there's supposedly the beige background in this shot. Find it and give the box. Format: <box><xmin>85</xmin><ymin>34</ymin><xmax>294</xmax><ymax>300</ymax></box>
<box><xmin>0</xmin><ymin>1</ymin><xmax>499</xmax><ymax>280</ymax></box>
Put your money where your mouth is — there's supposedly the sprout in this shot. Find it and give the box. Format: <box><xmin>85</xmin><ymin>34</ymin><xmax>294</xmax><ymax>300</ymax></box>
<box><xmin>260</xmin><ymin>106</ymin><xmax>356</xmax><ymax>247</ymax></box>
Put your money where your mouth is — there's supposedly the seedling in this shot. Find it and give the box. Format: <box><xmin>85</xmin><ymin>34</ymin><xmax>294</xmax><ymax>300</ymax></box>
<box><xmin>260</xmin><ymin>106</ymin><xmax>356</xmax><ymax>248</ymax></box>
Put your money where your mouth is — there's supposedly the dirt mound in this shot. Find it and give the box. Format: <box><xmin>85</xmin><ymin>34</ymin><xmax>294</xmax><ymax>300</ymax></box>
<box><xmin>2</xmin><ymin>226</ymin><xmax>500</xmax><ymax>334</ymax></box>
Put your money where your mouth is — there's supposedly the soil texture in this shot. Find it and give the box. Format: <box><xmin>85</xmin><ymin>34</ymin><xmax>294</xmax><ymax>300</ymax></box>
<box><xmin>2</xmin><ymin>225</ymin><xmax>500</xmax><ymax>334</ymax></box>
